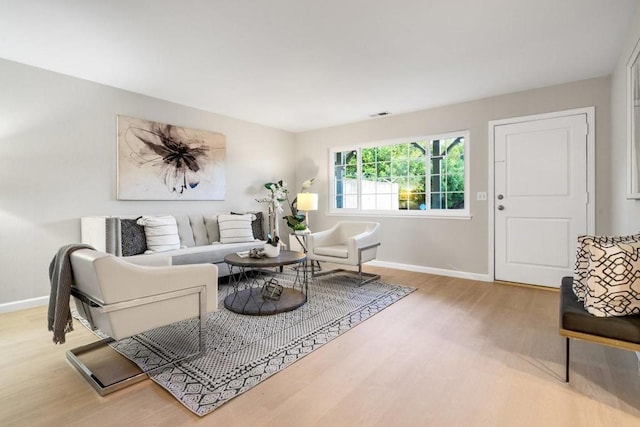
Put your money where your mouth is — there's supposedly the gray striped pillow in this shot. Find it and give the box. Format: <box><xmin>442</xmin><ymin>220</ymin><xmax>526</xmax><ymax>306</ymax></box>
<box><xmin>137</xmin><ymin>215</ymin><xmax>181</xmax><ymax>253</ymax></box>
<box><xmin>217</xmin><ymin>214</ymin><xmax>256</xmax><ymax>243</ymax></box>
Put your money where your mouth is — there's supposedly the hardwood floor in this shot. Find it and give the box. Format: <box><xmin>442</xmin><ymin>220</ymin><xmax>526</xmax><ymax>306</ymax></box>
<box><xmin>2</xmin><ymin>267</ymin><xmax>640</xmax><ymax>426</ymax></box>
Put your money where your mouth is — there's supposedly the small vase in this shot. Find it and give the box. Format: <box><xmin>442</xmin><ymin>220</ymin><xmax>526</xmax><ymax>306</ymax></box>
<box><xmin>263</xmin><ymin>243</ymin><xmax>281</xmax><ymax>258</ymax></box>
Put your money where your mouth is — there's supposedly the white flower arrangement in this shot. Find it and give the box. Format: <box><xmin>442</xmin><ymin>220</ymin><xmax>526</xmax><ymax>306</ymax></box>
<box><xmin>256</xmin><ymin>178</ymin><xmax>315</xmax><ymax>235</ymax></box>
<box><xmin>256</xmin><ymin>180</ymin><xmax>288</xmax><ymax>214</ymax></box>
<box><xmin>256</xmin><ymin>180</ymin><xmax>288</xmax><ymax>238</ymax></box>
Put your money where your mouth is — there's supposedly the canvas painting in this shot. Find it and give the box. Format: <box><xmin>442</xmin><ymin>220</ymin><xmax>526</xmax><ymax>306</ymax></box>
<box><xmin>117</xmin><ymin>115</ymin><xmax>226</xmax><ymax>200</ymax></box>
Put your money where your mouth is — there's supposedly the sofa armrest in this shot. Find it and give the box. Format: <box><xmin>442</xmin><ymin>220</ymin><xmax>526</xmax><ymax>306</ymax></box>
<box><xmin>81</xmin><ymin>216</ymin><xmax>122</xmax><ymax>256</ymax></box>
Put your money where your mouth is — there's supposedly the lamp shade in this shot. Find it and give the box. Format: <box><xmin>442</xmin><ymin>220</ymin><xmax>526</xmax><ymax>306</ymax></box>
<box><xmin>297</xmin><ymin>193</ymin><xmax>318</xmax><ymax>211</ymax></box>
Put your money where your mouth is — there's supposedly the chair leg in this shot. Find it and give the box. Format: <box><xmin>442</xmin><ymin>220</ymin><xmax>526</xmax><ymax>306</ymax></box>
<box><xmin>565</xmin><ymin>337</ymin><xmax>570</xmax><ymax>383</ymax></box>
<box><xmin>67</xmin><ymin>285</ymin><xmax>208</xmax><ymax>395</ymax></box>
<box><xmin>356</xmin><ymin>264</ymin><xmax>378</xmax><ymax>285</ymax></box>
<box><xmin>312</xmin><ymin>265</ymin><xmax>380</xmax><ymax>286</ymax></box>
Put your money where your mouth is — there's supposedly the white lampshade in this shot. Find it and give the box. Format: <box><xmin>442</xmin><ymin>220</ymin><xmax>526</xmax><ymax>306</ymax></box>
<box><xmin>297</xmin><ymin>193</ymin><xmax>318</xmax><ymax>211</ymax></box>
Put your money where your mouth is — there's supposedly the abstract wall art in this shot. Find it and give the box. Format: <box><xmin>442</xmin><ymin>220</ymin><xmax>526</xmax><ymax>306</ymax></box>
<box><xmin>117</xmin><ymin>115</ymin><xmax>226</xmax><ymax>200</ymax></box>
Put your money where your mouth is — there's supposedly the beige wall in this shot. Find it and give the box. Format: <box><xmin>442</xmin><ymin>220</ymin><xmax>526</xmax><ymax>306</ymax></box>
<box><xmin>611</xmin><ymin>4</ymin><xmax>640</xmax><ymax>235</ymax></box>
<box><xmin>0</xmin><ymin>58</ymin><xmax>295</xmax><ymax>307</ymax></box>
<box><xmin>295</xmin><ymin>77</ymin><xmax>611</xmax><ymax>277</ymax></box>
<box><xmin>0</xmin><ymin>48</ymin><xmax>623</xmax><ymax>307</ymax></box>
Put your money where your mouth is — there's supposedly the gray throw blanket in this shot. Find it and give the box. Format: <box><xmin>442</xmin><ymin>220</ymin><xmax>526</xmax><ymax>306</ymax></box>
<box><xmin>48</xmin><ymin>243</ymin><xmax>95</xmax><ymax>344</ymax></box>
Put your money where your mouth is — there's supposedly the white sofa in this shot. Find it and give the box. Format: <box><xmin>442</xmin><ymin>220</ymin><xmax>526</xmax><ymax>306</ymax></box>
<box><xmin>81</xmin><ymin>214</ymin><xmax>266</xmax><ymax>277</ymax></box>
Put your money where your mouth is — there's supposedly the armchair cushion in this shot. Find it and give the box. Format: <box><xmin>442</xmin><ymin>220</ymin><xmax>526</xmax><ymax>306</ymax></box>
<box><xmin>315</xmin><ymin>245</ymin><xmax>349</xmax><ymax>258</ymax></box>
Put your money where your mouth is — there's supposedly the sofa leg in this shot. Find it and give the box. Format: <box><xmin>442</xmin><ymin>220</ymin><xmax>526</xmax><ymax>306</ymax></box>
<box><xmin>565</xmin><ymin>337</ymin><xmax>570</xmax><ymax>383</ymax></box>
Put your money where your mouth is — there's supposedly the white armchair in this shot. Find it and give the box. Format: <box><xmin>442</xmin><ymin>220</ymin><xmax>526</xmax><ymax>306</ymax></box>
<box><xmin>307</xmin><ymin>221</ymin><xmax>381</xmax><ymax>285</ymax></box>
<box><xmin>67</xmin><ymin>249</ymin><xmax>218</xmax><ymax>395</ymax></box>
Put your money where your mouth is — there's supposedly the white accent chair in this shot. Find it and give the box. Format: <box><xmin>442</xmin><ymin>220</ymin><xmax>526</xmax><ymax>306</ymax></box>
<box><xmin>307</xmin><ymin>221</ymin><xmax>381</xmax><ymax>285</ymax></box>
<box><xmin>68</xmin><ymin>249</ymin><xmax>218</xmax><ymax>395</ymax></box>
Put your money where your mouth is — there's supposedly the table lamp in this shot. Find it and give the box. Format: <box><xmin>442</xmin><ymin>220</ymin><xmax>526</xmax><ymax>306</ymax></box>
<box><xmin>296</xmin><ymin>192</ymin><xmax>318</xmax><ymax>231</ymax></box>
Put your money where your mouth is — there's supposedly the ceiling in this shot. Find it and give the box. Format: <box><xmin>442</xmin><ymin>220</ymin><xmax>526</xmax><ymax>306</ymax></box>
<box><xmin>0</xmin><ymin>0</ymin><xmax>637</xmax><ymax>132</ymax></box>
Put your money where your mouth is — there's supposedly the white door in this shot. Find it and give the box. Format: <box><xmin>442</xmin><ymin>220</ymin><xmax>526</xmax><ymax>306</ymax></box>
<box><xmin>494</xmin><ymin>114</ymin><xmax>588</xmax><ymax>287</ymax></box>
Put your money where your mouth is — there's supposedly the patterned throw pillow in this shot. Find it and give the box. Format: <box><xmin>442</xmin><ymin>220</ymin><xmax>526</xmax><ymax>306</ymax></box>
<box><xmin>137</xmin><ymin>215</ymin><xmax>181</xmax><ymax>253</ymax></box>
<box><xmin>584</xmin><ymin>241</ymin><xmax>640</xmax><ymax>317</ymax></box>
<box><xmin>217</xmin><ymin>214</ymin><xmax>256</xmax><ymax>244</ymax></box>
<box><xmin>120</xmin><ymin>218</ymin><xmax>147</xmax><ymax>256</ymax></box>
<box><xmin>573</xmin><ymin>234</ymin><xmax>640</xmax><ymax>301</ymax></box>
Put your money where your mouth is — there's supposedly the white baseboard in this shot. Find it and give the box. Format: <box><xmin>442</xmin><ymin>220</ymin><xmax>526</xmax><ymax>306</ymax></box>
<box><xmin>367</xmin><ymin>260</ymin><xmax>491</xmax><ymax>282</ymax></box>
<box><xmin>0</xmin><ymin>295</ymin><xmax>48</xmax><ymax>314</ymax></box>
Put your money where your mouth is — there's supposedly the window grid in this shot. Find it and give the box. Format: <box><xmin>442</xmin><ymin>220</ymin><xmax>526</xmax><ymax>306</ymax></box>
<box><xmin>330</xmin><ymin>132</ymin><xmax>468</xmax><ymax>216</ymax></box>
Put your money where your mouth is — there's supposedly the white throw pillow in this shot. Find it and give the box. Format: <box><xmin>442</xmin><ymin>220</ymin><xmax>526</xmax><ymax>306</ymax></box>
<box><xmin>217</xmin><ymin>214</ymin><xmax>256</xmax><ymax>244</ymax></box>
<box><xmin>137</xmin><ymin>215</ymin><xmax>181</xmax><ymax>253</ymax></box>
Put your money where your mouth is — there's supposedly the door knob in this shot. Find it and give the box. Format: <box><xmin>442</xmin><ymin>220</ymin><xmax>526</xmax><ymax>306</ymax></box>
<box><xmin>497</xmin><ymin>205</ymin><xmax>505</xmax><ymax>211</ymax></box>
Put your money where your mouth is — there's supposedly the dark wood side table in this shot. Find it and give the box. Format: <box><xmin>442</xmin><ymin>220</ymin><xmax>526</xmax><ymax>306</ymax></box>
<box><xmin>223</xmin><ymin>250</ymin><xmax>307</xmax><ymax>315</ymax></box>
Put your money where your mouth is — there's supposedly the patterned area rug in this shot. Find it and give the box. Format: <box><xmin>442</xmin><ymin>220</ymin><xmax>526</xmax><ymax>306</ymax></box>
<box><xmin>105</xmin><ymin>270</ymin><xmax>414</xmax><ymax>417</ymax></box>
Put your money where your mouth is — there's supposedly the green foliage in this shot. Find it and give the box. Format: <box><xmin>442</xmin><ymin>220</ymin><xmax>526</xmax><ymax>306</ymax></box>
<box><xmin>443</xmin><ymin>140</ymin><xmax>464</xmax><ymax>208</ymax></box>
<box><xmin>264</xmin><ymin>180</ymin><xmax>287</xmax><ymax>200</ymax></box>
<box><xmin>334</xmin><ymin>137</ymin><xmax>465</xmax><ymax>210</ymax></box>
<box><xmin>284</xmin><ymin>210</ymin><xmax>306</xmax><ymax>230</ymax></box>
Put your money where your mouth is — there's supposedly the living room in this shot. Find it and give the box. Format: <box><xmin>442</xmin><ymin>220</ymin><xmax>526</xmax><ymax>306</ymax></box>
<box><xmin>2</xmin><ymin>1</ymin><xmax>640</xmax><ymax>425</ymax></box>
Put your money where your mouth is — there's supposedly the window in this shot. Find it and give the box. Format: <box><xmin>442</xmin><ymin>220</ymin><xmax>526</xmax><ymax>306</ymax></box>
<box><xmin>330</xmin><ymin>131</ymin><xmax>469</xmax><ymax>217</ymax></box>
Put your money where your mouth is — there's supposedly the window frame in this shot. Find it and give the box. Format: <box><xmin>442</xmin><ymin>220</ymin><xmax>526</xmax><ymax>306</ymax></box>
<box><xmin>328</xmin><ymin>130</ymin><xmax>471</xmax><ymax>218</ymax></box>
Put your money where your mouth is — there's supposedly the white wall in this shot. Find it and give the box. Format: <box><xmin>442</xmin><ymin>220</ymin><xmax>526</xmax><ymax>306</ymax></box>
<box><xmin>0</xmin><ymin>58</ymin><xmax>295</xmax><ymax>308</ymax></box>
<box><xmin>295</xmin><ymin>77</ymin><xmax>611</xmax><ymax>278</ymax></box>
<box><xmin>0</xmin><ymin>45</ymin><xmax>625</xmax><ymax>308</ymax></box>
<box><xmin>611</xmin><ymin>4</ymin><xmax>640</xmax><ymax>235</ymax></box>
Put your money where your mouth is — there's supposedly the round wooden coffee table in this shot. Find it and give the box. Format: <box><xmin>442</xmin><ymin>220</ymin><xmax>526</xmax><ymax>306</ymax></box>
<box><xmin>223</xmin><ymin>250</ymin><xmax>307</xmax><ymax>315</ymax></box>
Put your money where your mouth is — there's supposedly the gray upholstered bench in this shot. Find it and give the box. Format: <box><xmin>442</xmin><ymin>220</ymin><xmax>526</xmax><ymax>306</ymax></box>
<box><xmin>559</xmin><ymin>276</ymin><xmax>640</xmax><ymax>382</ymax></box>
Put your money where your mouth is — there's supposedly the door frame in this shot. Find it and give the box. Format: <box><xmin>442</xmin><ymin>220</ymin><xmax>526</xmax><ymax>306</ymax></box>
<box><xmin>487</xmin><ymin>107</ymin><xmax>596</xmax><ymax>283</ymax></box>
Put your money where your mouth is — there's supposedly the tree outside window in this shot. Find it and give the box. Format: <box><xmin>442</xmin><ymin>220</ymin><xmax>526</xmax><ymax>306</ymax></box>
<box><xmin>331</xmin><ymin>132</ymin><xmax>468</xmax><ymax>216</ymax></box>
